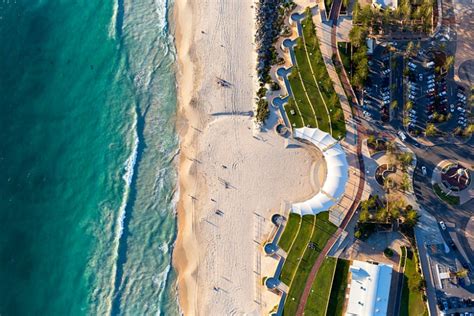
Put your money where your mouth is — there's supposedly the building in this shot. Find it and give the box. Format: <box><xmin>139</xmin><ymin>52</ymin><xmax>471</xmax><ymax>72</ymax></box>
<box><xmin>372</xmin><ymin>0</ymin><xmax>398</xmax><ymax>10</ymax></box>
<box><xmin>290</xmin><ymin>127</ymin><xmax>349</xmax><ymax>226</ymax></box>
<box><xmin>346</xmin><ymin>260</ymin><xmax>393</xmax><ymax>316</ymax></box>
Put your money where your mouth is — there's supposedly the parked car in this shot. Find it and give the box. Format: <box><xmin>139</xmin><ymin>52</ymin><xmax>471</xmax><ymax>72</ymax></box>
<box><xmin>439</xmin><ymin>221</ymin><xmax>447</xmax><ymax>230</ymax></box>
<box><xmin>398</xmin><ymin>131</ymin><xmax>407</xmax><ymax>141</ymax></box>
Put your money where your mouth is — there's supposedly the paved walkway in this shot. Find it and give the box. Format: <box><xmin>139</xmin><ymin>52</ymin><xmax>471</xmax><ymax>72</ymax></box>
<box><xmin>295</xmin><ymin>1</ymin><xmax>367</xmax><ymax>314</ymax></box>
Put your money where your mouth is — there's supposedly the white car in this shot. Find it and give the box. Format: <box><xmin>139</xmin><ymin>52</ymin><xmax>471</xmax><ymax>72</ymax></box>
<box><xmin>418</xmin><ymin>74</ymin><xmax>423</xmax><ymax>81</ymax></box>
<box><xmin>398</xmin><ymin>131</ymin><xmax>407</xmax><ymax>141</ymax></box>
<box><xmin>421</xmin><ymin>166</ymin><xmax>427</xmax><ymax>176</ymax></box>
<box><xmin>409</xmin><ymin>94</ymin><xmax>415</xmax><ymax>100</ymax></box>
<box><xmin>427</xmin><ymin>83</ymin><xmax>435</xmax><ymax>88</ymax></box>
<box><xmin>439</xmin><ymin>221</ymin><xmax>446</xmax><ymax>230</ymax></box>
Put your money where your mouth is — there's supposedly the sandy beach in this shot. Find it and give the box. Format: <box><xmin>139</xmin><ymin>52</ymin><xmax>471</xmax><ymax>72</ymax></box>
<box><xmin>173</xmin><ymin>1</ymin><xmax>322</xmax><ymax>314</ymax></box>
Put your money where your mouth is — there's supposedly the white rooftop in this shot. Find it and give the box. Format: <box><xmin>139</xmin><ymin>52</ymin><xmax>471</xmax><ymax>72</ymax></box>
<box><xmin>346</xmin><ymin>260</ymin><xmax>393</xmax><ymax>316</ymax></box>
<box><xmin>291</xmin><ymin>127</ymin><xmax>349</xmax><ymax>216</ymax></box>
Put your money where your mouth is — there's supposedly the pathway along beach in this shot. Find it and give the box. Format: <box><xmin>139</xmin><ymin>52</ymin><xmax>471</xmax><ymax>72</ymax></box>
<box><xmin>173</xmin><ymin>0</ymin><xmax>324</xmax><ymax>314</ymax></box>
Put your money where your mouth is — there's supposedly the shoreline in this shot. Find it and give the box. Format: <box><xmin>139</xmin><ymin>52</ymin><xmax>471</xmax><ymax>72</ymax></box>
<box><xmin>173</xmin><ymin>0</ymin><xmax>197</xmax><ymax>314</ymax></box>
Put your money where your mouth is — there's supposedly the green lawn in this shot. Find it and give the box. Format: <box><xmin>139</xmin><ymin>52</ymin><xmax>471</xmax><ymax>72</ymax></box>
<box><xmin>283</xmin><ymin>212</ymin><xmax>337</xmax><ymax>315</ymax></box>
<box><xmin>278</xmin><ymin>213</ymin><xmax>301</xmax><ymax>253</ymax></box>
<box><xmin>285</xmin><ymin>12</ymin><xmax>346</xmax><ymax>139</ymax></box>
<box><xmin>304</xmin><ymin>257</ymin><xmax>337</xmax><ymax>316</ymax></box>
<box><xmin>280</xmin><ymin>215</ymin><xmax>315</xmax><ymax>285</ymax></box>
<box><xmin>327</xmin><ymin>259</ymin><xmax>351</xmax><ymax>316</ymax></box>
<box><xmin>400</xmin><ymin>248</ymin><xmax>427</xmax><ymax>316</ymax></box>
<box><xmin>433</xmin><ymin>183</ymin><xmax>460</xmax><ymax>205</ymax></box>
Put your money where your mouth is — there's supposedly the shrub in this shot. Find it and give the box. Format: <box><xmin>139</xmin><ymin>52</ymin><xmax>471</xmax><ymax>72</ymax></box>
<box><xmin>384</xmin><ymin>247</ymin><xmax>394</xmax><ymax>257</ymax></box>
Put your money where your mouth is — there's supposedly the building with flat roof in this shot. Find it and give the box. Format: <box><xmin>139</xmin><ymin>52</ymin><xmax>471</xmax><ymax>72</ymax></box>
<box><xmin>346</xmin><ymin>260</ymin><xmax>393</xmax><ymax>316</ymax></box>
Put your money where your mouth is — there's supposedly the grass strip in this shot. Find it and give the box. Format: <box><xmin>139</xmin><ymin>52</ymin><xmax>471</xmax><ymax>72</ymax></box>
<box><xmin>278</xmin><ymin>213</ymin><xmax>301</xmax><ymax>252</ymax></box>
<box><xmin>304</xmin><ymin>257</ymin><xmax>338</xmax><ymax>316</ymax></box>
<box><xmin>280</xmin><ymin>215</ymin><xmax>315</xmax><ymax>285</ymax></box>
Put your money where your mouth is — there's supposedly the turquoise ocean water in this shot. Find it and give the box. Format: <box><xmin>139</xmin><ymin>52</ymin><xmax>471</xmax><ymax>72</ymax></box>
<box><xmin>0</xmin><ymin>0</ymin><xmax>179</xmax><ymax>315</ymax></box>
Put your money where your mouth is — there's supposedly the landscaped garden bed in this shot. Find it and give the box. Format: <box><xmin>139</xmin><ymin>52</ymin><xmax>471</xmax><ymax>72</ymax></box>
<box><xmin>285</xmin><ymin>10</ymin><xmax>345</xmax><ymax>139</ymax></box>
<box><xmin>433</xmin><ymin>183</ymin><xmax>460</xmax><ymax>205</ymax></box>
<box><xmin>400</xmin><ymin>247</ymin><xmax>427</xmax><ymax>316</ymax></box>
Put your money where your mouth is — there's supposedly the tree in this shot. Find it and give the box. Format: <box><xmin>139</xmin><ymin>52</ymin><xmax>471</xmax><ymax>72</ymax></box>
<box><xmin>349</xmin><ymin>25</ymin><xmax>368</xmax><ymax>48</ymax></box>
<box><xmin>401</xmin><ymin>173</ymin><xmax>411</xmax><ymax>191</ymax></box>
<box><xmin>444</xmin><ymin>55</ymin><xmax>455</xmax><ymax>70</ymax></box>
<box><xmin>404</xmin><ymin>208</ymin><xmax>419</xmax><ymax>227</ymax></box>
<box><xmin>375</xmin><ymin>208</ymin><xmax>388</xmax><ymax>222</ymax></box>
<box><xmin>406</xmin><ymin>41</ymin><xmax>415</xmax><ymax>56</ymax></box>
<box><xmin>390</xmin><ymin>100</ymin><xmax>398</xmax><ymax>110</ymax></box>
<box><xmin>367</xmin><ymin>135</ymin><xmax>376</xmax><ymax>147</ymax></box>
<box><xmin>425</xmin><ymin>123</ymin><xmax>437</xmax><ymax>136</ymax></box>
<box><xmin>405</xmin><ymin>101</ymin><xmax>413</xmax><ymax>111</ymax></box>
<box><xmin>387</xmin><ymin>141</ymin><xmax>397</xmax><ymax>154</ymax></box>
<box><xmin>399</xmin><ymin>152</ymin><xmax>413</xmax><ymax>167</ymax></box>
<box><xmin>360</xmin><ymin>209</ymin><xmax>370</xmax><ymax>222</ymax></box>
<box><xmin>403</xmin><ymin>116</ymin><xmax>411</xmax><ymax>126</ymax></box>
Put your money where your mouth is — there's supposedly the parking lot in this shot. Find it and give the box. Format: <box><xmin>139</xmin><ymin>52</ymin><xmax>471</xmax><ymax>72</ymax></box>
<box><xmin>361</xmin><ymin>45</ymin><xmax>391</xmax><ymax>123</ymax></box>
<box><xmin>424</xmin><ymin>220</ymin><xmax>474</xmax><ymax>315</ymax></box>
<box><xmin>402</xmin><ymin>46</ymin><xmax>471</xmax><ymax>137</ymax></box>
<box><xmin>404</xmin><ymin>52</ymin><xmax>438</xmax><ymax>135</ymax></box>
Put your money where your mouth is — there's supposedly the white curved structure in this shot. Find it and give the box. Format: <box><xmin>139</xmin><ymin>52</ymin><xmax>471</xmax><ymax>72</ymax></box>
<box><xmin>291</xmin><ymin>127</ymin><xmax>349</xmax><ymax>216</ymax></box>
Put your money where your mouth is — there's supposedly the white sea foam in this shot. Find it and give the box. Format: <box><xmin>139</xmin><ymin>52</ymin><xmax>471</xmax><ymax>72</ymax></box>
<box><xmin>109</xmin><ymin>0</ymin><xmax>118</xmax><ymax>39</ymax></box>
<box><xmin>104</xmin><ymin>0</ymin><xmax>180</xmax><ymax>314</ymax></box>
